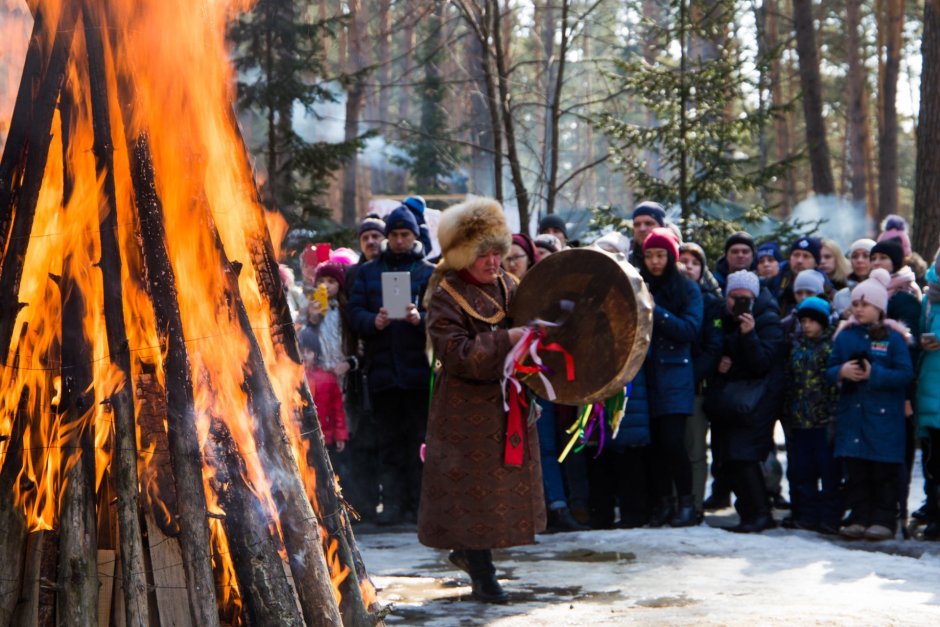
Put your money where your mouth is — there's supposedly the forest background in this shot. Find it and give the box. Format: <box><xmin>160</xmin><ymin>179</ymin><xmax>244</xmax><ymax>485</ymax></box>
<box><xmin>2</xmin><ymin>0</ymin><xmax>939</xmax><ymax>260</ymax></box>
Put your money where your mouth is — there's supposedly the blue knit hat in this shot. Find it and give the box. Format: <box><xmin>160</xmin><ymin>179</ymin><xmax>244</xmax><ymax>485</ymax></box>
<box><xmin>402</xmin><ymin>196</ymin><xmax>427</xmax><ymax>215</ymax></box>
<box><xmin>632</xmin><ymin>201</ymin><xmax>666</xmax><ymax>227</ymax></box>
<box><xmin>790</xmin><ymin>236</ymin><xmax>822</xmax><ymax>265</ymax></box>
<box><xmin>756</xmin><ymin>241</ymin><xmax>783</xmax><ymax>262</ymax></box>
<box><xmin>385</xmin><ymin>205</ymin><xmax>420</xmax><ymax>236</ymax></box>
<box><xmin>797</xmin><ymin>296</ymin><xmax>831</xmax><ymax>328</ymax></box>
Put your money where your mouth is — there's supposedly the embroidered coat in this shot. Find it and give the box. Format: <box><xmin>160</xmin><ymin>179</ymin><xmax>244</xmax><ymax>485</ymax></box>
<box><xmin>418</xmin><ymin>269</ymin><xmax>546</xmax><ymax>549</ymax></box>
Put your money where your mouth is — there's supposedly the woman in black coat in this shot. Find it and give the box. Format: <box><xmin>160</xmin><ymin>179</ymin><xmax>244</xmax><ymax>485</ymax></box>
<box><xmin>640</xmin><ymin>228</ymin><xmax>704</xmax><ymax>527</ymax></box>
<box><xmin>705</xmin><ymin>270</ymin><xmax>785</xmax><ymax>533</ymax></box>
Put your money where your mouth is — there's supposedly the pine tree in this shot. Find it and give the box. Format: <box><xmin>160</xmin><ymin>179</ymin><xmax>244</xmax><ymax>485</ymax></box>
<box><xmin>229</xmin><ymin>0</ymin><xmax>363</xmax><ymax>225</ymax></box>
<box><xmin>597</xmin><ymin>0</ymin><xmax>796</xmax><ymax>256</ymax></box>
<box><xmin>395</xmin><ymin>0</ymin><xmax>460</xmax><ymax>194</ymax></box>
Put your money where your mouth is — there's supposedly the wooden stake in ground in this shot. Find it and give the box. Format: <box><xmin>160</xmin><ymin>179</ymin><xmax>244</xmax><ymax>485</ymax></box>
<box><xmin>126</xmin><ymin>132</ymin><xmax>220</xmax><ymax>627</ymax></box>
<box><xmin>55</xmin><ymin>260</ymin><xmax>99</xmax><ymax>626</ymax></box>
<box><xmin>81</xmin><ymin>3</ymin><xmax>149</xmax><ymax>622</ymax></box>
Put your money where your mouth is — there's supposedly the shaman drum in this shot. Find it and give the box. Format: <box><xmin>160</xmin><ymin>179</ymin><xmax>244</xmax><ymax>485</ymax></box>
<box><xmin>509</xmin><ymin>246</ymin><xmax>652</xmax><ymax>405</ymax></box>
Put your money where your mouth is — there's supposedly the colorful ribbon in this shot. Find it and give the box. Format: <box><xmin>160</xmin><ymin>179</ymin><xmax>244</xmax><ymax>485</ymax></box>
<box><xmin>557</xmin><ymin>387</ymin><xmax>630</xmax><ymax>463</ymax></box>
<box><xmin>501</xmin><ymin>326</ymin><xmax>576</xmax><ymax>466</ymax></box>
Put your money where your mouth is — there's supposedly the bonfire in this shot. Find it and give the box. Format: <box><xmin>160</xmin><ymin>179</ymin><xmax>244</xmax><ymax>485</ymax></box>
<box><xmin>0</xmin><ymin>1</ymin><xmax>376</xmax><ymax>625</ymax></box>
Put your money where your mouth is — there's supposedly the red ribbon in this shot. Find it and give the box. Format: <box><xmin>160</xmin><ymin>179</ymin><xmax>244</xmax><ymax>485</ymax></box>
<box><xmin>537</xmin><ymin>340</ymin><xmax>576</xmax><ymax>381</ymax></box>
<box><xmin>504</xmin><ymin>383</ymin><xmax>527</xmax><ymax>466</ymax></box>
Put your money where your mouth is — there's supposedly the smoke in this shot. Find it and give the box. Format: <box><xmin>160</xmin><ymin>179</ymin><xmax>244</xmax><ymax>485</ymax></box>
<box><xmin>0</xmin><ymin>3</ymin><xmax>32</xmax><ymax>154</ymax></box>
<box><xmin>292</xmin><ymin>82</ymin><xmax>408</xmax><ymax>174</ymax></box>
<box><xmin>789</xmin><ymin>195</ymin><xmax>873</xmax><ymax>247</ymax></box>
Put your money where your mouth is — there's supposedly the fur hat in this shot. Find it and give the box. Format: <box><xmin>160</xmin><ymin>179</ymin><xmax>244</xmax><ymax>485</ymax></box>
<box><xmin>437</xmin><ymin>197</ymin><xmax>511</xmax><ymax>272</ymax></box>
<box><xmin>851</xmin><ymin>268</ymin><xmax>892</xmax><ymax>313</ymax></box>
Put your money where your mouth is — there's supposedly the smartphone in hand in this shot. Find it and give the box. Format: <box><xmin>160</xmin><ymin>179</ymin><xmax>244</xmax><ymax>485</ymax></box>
<box><xmin>732</xmin><ymin>296</ymin><xmax>753</xmax><ymax>317</ymax></box>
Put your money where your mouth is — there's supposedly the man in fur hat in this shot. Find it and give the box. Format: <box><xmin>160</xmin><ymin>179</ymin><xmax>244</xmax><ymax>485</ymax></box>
<box><xmin>347</xmin><ymin>206</ymin><xmax>435</xmax><ymax>525</ymax></box>
<box><xmin>419</xmin><ymin>197</ymin><xmax>546</xmax><ymax>603</ymax></box>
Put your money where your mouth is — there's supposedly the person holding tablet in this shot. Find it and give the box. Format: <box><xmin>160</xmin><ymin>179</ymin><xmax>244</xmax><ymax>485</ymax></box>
<box><xmin>347</xmin><ymin>205</ymin><xmax>435</xmax><ymax>525</ymax></box>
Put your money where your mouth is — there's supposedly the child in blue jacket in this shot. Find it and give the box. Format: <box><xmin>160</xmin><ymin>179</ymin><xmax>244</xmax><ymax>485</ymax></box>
<box><xmin>783</xmin><ymin>297</ymin><xmax>841</xmax><ymax>534</ymax></box>
<box><xmin>827</xmin><ymin>268</ymin><xmax>914</xmax><ymax>541</ymax></box>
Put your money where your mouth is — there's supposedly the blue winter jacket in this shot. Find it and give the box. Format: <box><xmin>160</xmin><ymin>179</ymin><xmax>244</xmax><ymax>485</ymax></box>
<box><xmin>347</xmin><ymin>245</ymin><xmax>435</xmax><ymax>393</ymax></box>
<box><xmin>917</xmin><ymin>284</ymin><xmax>940</xmax><ymax>436</ymax></box>
<box><xmin>826</xmin><ymin>323</ymin><xmax>914</xmax><ymax>464</ymax></box>
<box><xmin>645</xmin><ymin>275</ymin><xmax>703</xmax><ymax>417</ymax></box>
<box><xmin>610</xmin><ymin>369</ymin><xmax>651</xmax><ymax>450</ymax></box>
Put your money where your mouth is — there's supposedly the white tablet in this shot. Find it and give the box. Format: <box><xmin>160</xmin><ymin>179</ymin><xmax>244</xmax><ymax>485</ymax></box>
<box><xmin>381</xmin><ymin>272</ymin><xmax>412</xmax><ymax>319</ymax></box>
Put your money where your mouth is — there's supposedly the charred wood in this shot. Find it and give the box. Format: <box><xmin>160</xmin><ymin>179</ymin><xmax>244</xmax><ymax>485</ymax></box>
<box><xmin>0</xmin><ymin>2</ymin><xmax>78</xmax><ymax>364</ymax></box>
<box><xmin>212</xmin><ymin>227</ymin><xmax>344</xmax><ymax>626</ymax></box>
<box><xmin>125</xmin><ymin>132</ymin><xmax>219</xmax><ymax>627</ymax></box>
<box><xmin>0</xmin><ymin>387</ymin><xmax>30</xmax><ymax>627</ymax></box>
<box><xmin>81</xmin><ymin>4</ymin><xmax>149</xmax><ymax>623</ymax></box>
<box><xmin>56</xmin><ymin>259</ymin><xmax>99</xmax><ymax>626</ymax></box>
<box><xmin>204</xmin><ymin>419</ymin><xmax>304</xmax><ymax>627</ymax></box>
<box><xmin>246</xmin><ymin>231</ymin><xmax>376</xmax><ymax>616</ymax></box>
<box><xmin>0</xmin><ymin>8</ymin><xmax>44</xmax><ymax>257</ymax></box>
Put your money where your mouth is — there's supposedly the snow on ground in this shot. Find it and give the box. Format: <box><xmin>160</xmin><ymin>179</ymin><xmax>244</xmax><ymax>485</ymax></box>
<box><xmin>360</xmin><ymin>523</ymin><xmax>940</xmax><ymax>626</ymax></box>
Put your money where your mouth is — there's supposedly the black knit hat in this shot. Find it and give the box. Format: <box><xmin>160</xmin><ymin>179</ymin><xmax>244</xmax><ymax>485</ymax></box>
<box><xmin>870</xmin><ymin>237</ymin><xmax>904</xmax><ymax>273</ymax></box>
<box><xmin>538</xmin><ymin>214</ymin><xmax>568</xmax><ymax>239</ymax></box>
<box><xmin>632</xmin><ymin>201</ymin><xmax>666</xmax><ymax>227</ymax></box>
<box><xmin>724</xmin><ymin>231</ymin><xmax>755</xmax><ymax>254</ymax></box>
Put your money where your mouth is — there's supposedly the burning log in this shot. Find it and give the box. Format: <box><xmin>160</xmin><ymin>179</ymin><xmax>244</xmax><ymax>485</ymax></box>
<box><xmin>54</xmin><ymin>265</ymin><xmax>98</xmax><ymax>625</ymax></box>
<box><xmin>214</xmin><ymin>231</ymin><xmax>344</xmax><ymax>626</ymax></box>
<box><xmin>0</xmin><ymin>1</ymin><xmax>379</xmax><ymax>623</ymax></box>
<box><xmin>81</xmin><ymin>3</ymin><xmax>150</xmax><ymax>623</ymax></box>
<box><xmin>204</xmin><ymin>418</ymin><xmax>304</xmax><ymax>626</ymax></box>
<box><xmin>126</xmin><ymin>132</ymin><xmax>220</xmax><ymax>627</ymax></box>
<box><xmin>0</xmin><ymin>1</ymin><xmax>77</xmax><ymax>362</ymax></box>
<box><xmin>0</xmin><ymin>382</ymin><xmax>30</xmax><ymax>626</ymax></box>
<box><xmin>246</xmin><ymin>229</ymin><xmax>376</xmax><ymax>619</ymax></box>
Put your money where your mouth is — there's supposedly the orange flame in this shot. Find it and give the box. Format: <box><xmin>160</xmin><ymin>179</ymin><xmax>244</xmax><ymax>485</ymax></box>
<box><xmin>0</xmin><ymin>0</ymin><xmax>358</xmax><ymax>616</ymax></box>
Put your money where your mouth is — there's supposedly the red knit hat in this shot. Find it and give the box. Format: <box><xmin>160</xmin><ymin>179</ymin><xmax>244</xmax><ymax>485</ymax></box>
<box><xmin>642</xmin><ymin>227</ymin><xmax>680</xmax><ymax>261</ymax></box>
<box><xmin>315</xmin><ymin>261</ymin><xmax>346</xmax><ymax>291</ymax></box>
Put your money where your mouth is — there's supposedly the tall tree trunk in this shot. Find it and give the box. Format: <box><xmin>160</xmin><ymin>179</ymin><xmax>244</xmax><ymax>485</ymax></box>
<box><xmin>466</xmin><ymin>2</ymin><xmax>497</xmax><ymax>198</ymax></box>
<box><xmin>878</xmin><ymin>0</ymin><xmax>904</xmax><ymax>219</ymax></box>
<box><xmin>491</xmin><ymin>0</ymin><xmax>530</xmax><ymax>229</ymax></box>
<box><xmin>545</xmin><ymin>0</ymin><xmax>570</xmax><ymax>216</ymax></box>
<box><xmin>846</xmin><ymin>0</ymin><xmax>876</xmax><ymax>216</ymax></box>
<box><xmin>913</xmin><ymin>1</ymin><xmax>940</xmax><ymax>257</ymax></box>
<box><xmin>399</xmin><ymin>0</ymin><xmax>416</xmax><ymax>122</ymax></box>
<box><xmin>791</xmin><ymin>0</ymin><xmax>835</xmax><ymax>195</ymax></box>
<box><xmin>765</xmin><ymin>0</ymin><xmax>795</xmax><ymax>213</ymax></box>
<box><xmin>342</xmin><ymin>0</ymin><xmax>365</xmax><ymax>227</ymax></box>
<box><xmin>642</xmin><ymin>0</ymin><xmax>662</xmax><ymax>180</ymax></box>
<box><xmin>540</xmin><ymin>1</ymin><xmax>555</xmax><ymax>213</ymax></box>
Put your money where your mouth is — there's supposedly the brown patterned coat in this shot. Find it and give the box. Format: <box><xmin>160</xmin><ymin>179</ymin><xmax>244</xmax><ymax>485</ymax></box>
<box><xmin>417</xmin><ymin>269</ymin><xmax>546</xmax><ymax>550</ymax></box>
